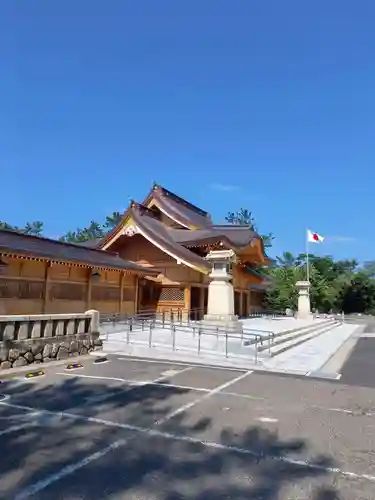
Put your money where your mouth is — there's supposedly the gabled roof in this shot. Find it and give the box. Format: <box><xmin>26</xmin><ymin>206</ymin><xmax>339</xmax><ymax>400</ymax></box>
<box><xmin>99</xmin><ymin>183</ymin><xmax>213</xmax><ymax>248</ymax></box>
<box><xmin>131</xmin><ymin>204</ymin><xmax>211</xmax><ymax>273</ymax></box>
<box><xmin>150</xmin><ymin>184</ymin><xmax>209</xmax><ymax>217</ymax></box>
<box><xmin>0</xmin><ymin>229</ymin><xmax>158</xmax><ymax>274</ymax></box>
<box><xmin>98</xmin><ymin>183</ymin><xmax>269</xmax><ymax>268</ymax></box>
<box><xmin>169</xmin><ymin>225</ymin><xmax>260</xmax><ymax>249</ymax></box>
<box><xmin>150</xmin><ymin>184</ymin><xmax>212</xmax><ymax>229</ymax></box>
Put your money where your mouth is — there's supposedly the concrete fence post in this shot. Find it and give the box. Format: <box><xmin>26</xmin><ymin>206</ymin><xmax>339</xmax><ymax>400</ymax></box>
<box><xmin>85</xmin><ymin>309</ymin><xmax>100</xmax><ymax>333</ymax></box>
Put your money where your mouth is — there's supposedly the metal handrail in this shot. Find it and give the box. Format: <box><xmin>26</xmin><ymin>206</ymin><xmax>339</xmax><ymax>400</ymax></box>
<box><xmin>99</xmin><ymin>307</ymin><xmax>287</xmax><ymax>325</ymax></box>
<box><xmin>99</xmin><ymin>306</ymin><xmax>285</xmax><ymax>362</ymax></box>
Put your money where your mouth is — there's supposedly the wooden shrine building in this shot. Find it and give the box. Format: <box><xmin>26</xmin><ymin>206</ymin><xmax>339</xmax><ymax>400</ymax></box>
<box><xmin>98</xmin><ymin>184</ymin><xmax>269</xmax><ymax>318</ymax></box>
<box><xmin>0</xmin><ymin>229</ymin><xmax>158</xmax><ymax>315</ymax></box>
<box><xmin>0</xmin><ymin>184</ymin><xmax>269</xmax><ymax>317</ymax></box>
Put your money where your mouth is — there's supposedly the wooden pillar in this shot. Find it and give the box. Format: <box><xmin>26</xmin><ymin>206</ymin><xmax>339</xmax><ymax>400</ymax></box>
<box><xmin>42</xmin><ymin>262</ymin><xmax>51</xmax><ymax>313</ymax></box>
<box><xmin>248</xmin><ymin>288</ymin><xmax>252</xmax><ymax>314</ymax></box>
<box><xmin>119</xmin><ymin>272</ymin><xmax>125</xmax><ymax>314</ymax></box>
<box><xmin>184</xmin><ymin>285</ymin><xmax>191</xmax><ymax>321</ymax></box>
<box><xmin>86</xmin><ymin>268</ymin><xmax>92</xmax><ymax>310</ymax></box>
<box><xmin>199</xmin><ymin>286</ymin><xmax>205</xmax><ymax>318</ymax></box>
<box><xmin>185</xmin><ymin>285</ymin><xmax>191</xmax><ymax>310</ymax></box>
<box><xmin>134</xmin><ymin>275</ymin><xmax>139</xmax><ymax>315</ymax></box>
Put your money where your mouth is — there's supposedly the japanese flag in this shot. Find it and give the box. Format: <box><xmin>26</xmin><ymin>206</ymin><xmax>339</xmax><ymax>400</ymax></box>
<box><xmin>307</xmin><ymin>230</ymin><xmax>324</xmax><ymax>243</ymax></box>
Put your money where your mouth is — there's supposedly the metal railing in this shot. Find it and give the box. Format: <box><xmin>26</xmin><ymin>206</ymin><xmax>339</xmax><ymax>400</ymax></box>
<box><xmin>99</xmin><ymin>308</ymin><xmax>277</xmax><ymax>363</ymax></box>
<box><xmin>99</xmin><ymin>307</ymin><xmax>287</xmax><ymax>326</ymax></box>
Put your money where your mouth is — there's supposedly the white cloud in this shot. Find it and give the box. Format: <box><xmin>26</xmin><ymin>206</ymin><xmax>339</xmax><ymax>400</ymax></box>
<box><xmin>210</xmin><ymin>183</ymin><xmax>240</xmax><ymax>192</ymax></box>
<box><xmin>327</xmin><ymin>235</ymin><xmax>357</xmax><ymax>243</ymax></box>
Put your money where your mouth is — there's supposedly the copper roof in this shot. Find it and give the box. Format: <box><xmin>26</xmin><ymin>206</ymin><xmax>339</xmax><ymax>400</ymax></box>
<box><xmin>131</xmin><ymin>204</ymin><xmax>211</xmax><ymax>272</ymax></box>
<box><xmin>169</xmin><ymin>225</ymin><xmax>260</xmax><ymax>248</ymax></box>
<box><xmin>152</xmin><ymin>185</ymin><xmax>212</xmax><ymax>229</ymax></box>
<box><xmin>98</xmin><ymin>183</ymin><xmax>268</xmax><ymax>267</ymax></box>
<box><xmin>0</xmin><ymin>229</ymin><xmax>158</xmax><ymax>274</ymax></box>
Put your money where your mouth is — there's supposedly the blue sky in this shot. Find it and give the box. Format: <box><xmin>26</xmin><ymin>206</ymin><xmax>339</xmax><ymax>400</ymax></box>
<box><xmin>1</xmin><ymin>1</ymin><xmax>374</xmax><ymax>262</ymax></box>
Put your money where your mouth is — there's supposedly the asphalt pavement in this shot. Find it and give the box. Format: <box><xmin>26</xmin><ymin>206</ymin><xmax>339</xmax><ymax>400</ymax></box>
<box><xmin>1</xmin><ymin>355</ymin><xmax>375</xmax><ymax>499</ymax></box>
<box><xmin>340</xmin><ymin>322</ymin><xmax>375</xmax><ymax>389</ymax></box>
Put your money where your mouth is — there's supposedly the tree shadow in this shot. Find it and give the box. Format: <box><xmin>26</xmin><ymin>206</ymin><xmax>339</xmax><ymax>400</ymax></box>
<box><xmin>0</xmin><ymin>375</ymin><xmax>345</xmax><ymax>499</ymax></box>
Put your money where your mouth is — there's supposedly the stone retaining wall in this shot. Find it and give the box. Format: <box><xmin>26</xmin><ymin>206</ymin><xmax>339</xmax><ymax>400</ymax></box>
<box><xmin>0</xmin><ymin>310</ymin><xmax>102</xmax><ymax>369</ymax></box>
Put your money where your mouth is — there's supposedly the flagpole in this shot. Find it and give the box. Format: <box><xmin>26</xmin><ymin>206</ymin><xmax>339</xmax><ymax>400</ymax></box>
<box><xmin>306</xmin><ymin>229</ymin><xmax>309</xmax><ymax>282</ymax></box>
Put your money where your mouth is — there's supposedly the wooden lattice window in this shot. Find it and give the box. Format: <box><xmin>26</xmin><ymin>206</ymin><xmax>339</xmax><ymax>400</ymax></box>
<box><xmin>0</xmin><ymin>279</ymin><xmax>44</xmax><ymax>299</ymax></box>
<box><xmin>91</xmin><ymin>286</ymin><xmax>120</xmax><ymax>302</ymax></box>
<box><xmin>159</xmin><ymin>287</ymin><xmax>185</xmax><ymax>302</ymax></box>
<box><xmin>49</xmin><ymin>283</ymin><xmax>85</xmax><ymax>301</ymax></box>
<box><xmin>122</xmin><ymin>287</ymin><xmax>135</xmax><ymax>301</ymax></box>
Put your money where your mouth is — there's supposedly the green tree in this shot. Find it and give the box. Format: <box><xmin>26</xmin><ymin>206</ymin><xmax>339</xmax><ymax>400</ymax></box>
<box><xmin>361</xmin><ymin>261</ymin><xmax>375</xmax><ymax>278</ymax></box>
<box><xmin>340</xmin><ymin>273</ymin><xmax>375</xmax><ymax>314</ymax></box>
<box><xmin>59</xmin><ymin>211</ymin><xmax>124</xmax><ymax>243</ymax></box>
<box><xmin>225</xmin><ymin>208</ymin><xmax>274</xmax><ymax>248</ymax></box>
<box><xmin>59</xmin><ymin>221</ymin><xmax>105</xmax><ymax>243</ymax></box>
<box><xmin>0</xmin><ymin>220</ymin><xmax>44</xmax><ymax>236</ymax></box>
<box><xmin>276</xmin><ymin>252</ymin><xmax>306</xmax><ymax>268</ymax></box>
<box><xmin>104</xmin><ymin>211</ymin><xmax>123</xmax><ymax>231</ymax></box>
<box><xmin>264</xmin><ymin>252</ymin><xmax>375</xmax><ymax>314</ymax></box>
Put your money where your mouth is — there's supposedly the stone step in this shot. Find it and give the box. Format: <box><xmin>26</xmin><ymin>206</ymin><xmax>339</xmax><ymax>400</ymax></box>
<box><xmin>257</xmin><ymin>319</ymin><xmax>337</xmax><ymax>353</ymax></box>
<box><xmin>243</xmin><ymin>318</ymin><xmax>334</xmax><ymax>348</ymax></box>
<box><xmin>268</xmin><ymin>321</ymin><xmax>342</xmax><ymax>357</ymax></box>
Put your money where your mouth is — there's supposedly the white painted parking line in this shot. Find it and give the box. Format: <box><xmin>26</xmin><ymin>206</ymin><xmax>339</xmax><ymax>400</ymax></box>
<box><xmin>311</xmin><ymin>405</ymin><xmax>375</xmax><ymax>417</ymax></box>
<box><xmin>56</xmin><ymin>365</ymin><xmax>192</xmax><ymax>384</ymax></box>
<box><xmin>14</xmin><ymin>438</ymin><xmax>128</xmax><ymax>500</ymax></box>
<box><xmin>56</xmin><ymin>372</ymin><xmax>142</xmax><ymax>383</ymax></box>
<box><xmin>57</xmin><ymin>366</ymin><xmax>193</xmax><ymax>409</ymax></box>
<box><xmin>2</xmin><ymin>397</ymin><xmax>375</xmax><ymax>495</ymax></box>
<box><xmin>156</xmin><ymin>370</ymin><xmax>253</xmax><ymax>424</ymax></box>
<box><xmin>0</xmin><ymin>411</ymin><xmax>40</xmax><ymax>422</ymax></box>
<box><xmin>113</xmin><ymin>355</ymin><xmax>248</xmax><ymax>372</ymax></box>
<box><xmin>56</xmin><ymin>372</ymin><xmax>264</xmax><ymax>403</ymax></box>
<box><xmin>0</xmin><ymin>422</ymin><xmax>35</xmax><ymax>437</ymax></box>
<box><xmin>256</xmin><ymin>417</ymin><xmax>279</xmax><ymax>423</ymax></box>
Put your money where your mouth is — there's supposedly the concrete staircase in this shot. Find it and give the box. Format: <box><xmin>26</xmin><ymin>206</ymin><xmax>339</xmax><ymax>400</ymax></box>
<box><xmin>257</xmin><ymin>318</ymin><xmax>342</xmax><ymax>357</ymax></box>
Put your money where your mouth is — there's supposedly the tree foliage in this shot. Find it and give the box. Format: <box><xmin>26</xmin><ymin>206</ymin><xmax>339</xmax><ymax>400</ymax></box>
<box><xmin>58</xmin><ymin>212</ymin><xmax>123</xmax><ymax>243</ymax></box>
<box><xmin>1</xmin><ymin>211</ymin><xmax>122</xmax><ymax>244</ymax></box>
<box><xmin>0</xmin><ymin>220</ymin><xmax>44</xmax><ymax>236</ymax></box>
<box><xmin>264</xmin><ymin>253</ymin><xmax>375</xmax><ymax>315</ymax></box>
<box><xmin>225</xmin><ymin>208</ymin><xmax>274</xmax><ymax>248</ymax></box>
<box><xmin>225</xmin><ymin>207</ymin><xmax>375</xmax><ymax>315</ymax></box>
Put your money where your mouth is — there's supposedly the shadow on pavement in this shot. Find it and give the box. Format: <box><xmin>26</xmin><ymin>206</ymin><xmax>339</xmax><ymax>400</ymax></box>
<box><xmin>0</xmin><ymin>376</ymin><xmax>341</xmax><ymax>499</ymax></box>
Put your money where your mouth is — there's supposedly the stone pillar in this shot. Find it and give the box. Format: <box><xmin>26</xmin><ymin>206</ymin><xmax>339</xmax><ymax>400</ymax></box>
<box><xmin>295</xmin><ymin>281</ymin><xmax>312</xmax><ymax>319</ymax></box>
<box><xmin>201</xmin><ymin>250</ymin><xmax>242</xmax><ymax>332</ymax></box>
<box><xmin>85</xmin><ymin>309</ymin><xmax>100</xmax><ymax>332</ymax></box>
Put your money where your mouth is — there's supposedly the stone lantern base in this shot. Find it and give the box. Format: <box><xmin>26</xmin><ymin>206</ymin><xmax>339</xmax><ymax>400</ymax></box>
<box><xmin>201</xmin><ymin>250</ymin><xmax>243</xmax><ymax>333</ymax></box>
<box><xmin>295</xmin><ymin>280</ymin><xmax>313</xmax><ymax>320</ymax></box>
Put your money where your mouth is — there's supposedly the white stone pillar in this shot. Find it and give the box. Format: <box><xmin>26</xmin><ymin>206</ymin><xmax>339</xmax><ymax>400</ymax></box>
<box><xmin>85</xmin><ymin>309</ymin><xmax>100</xmax><ymax>332</ymax></box>
<box><xmin>295</xmin><ymin>281</ymin><xmax>312</xmax><ymax>320</ymax></box>
<box><xmin>202</xmin><ymin>250</ymin><xmax>242</xmax><ymax>332</ymax></box>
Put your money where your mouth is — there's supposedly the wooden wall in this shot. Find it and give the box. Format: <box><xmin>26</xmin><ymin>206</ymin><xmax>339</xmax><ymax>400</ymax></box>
<box><xmin>116</xmin><ymin>235</ymin><xmax>266</xmax><ymax>315</ymax></box>
<box><xmin>0</xmin><ymin>256</ymin><xmax>137</xmax><ymax>316</ymax></box>
<box><xmin>118</xmin><ymin>235</ymin><xmax>207</xmax><ymax>285</ymax></box>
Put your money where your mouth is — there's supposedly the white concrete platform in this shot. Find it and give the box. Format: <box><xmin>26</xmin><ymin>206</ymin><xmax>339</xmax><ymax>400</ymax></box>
<box><xmin>100</xmin><ymin>317</ymin><xmax>327</xmax><ymax>360</ymax></box>
<box><xmin>100</xmin><ymin>317</ymin><xmax>360</xmax><ymax>375</ymax></box>
<box><xmin>262</xmin><ymin>323</ymin><xmax>359</xmax><ymax>373</ymax></box>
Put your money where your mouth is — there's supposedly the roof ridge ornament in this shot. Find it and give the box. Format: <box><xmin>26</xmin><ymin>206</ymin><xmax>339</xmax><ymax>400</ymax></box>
<box><xmin>123</xmin><ymin>224</ymin><xmax>138</xmax><ymax>237</ymax></box>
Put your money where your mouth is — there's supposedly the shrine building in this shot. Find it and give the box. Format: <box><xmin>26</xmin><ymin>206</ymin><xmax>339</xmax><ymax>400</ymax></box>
<box><xmin>0</xmin><ymin>184</ymin><xmax>269</xmax><ymax>317</ymax></box>
<box><xmin>98</xmin><ymin>184</ymin><xmax>269</xmax><ymax>318</ymax></box>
